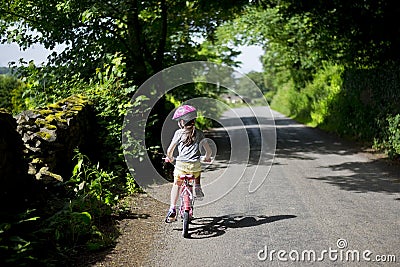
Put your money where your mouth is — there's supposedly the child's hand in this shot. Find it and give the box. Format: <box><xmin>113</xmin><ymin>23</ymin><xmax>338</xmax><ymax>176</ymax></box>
<box><xmin>164</xmin><ymin>157</ymin><xmax>174</xmax><ymax>163</ymax></box>
<box><xmin>201</xmin><ymin>156</ymin><xmax>212</xmax><ymax>163</ymax></box>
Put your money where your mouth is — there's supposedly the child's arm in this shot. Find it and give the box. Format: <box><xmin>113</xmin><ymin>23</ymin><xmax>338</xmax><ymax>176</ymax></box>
<box><xmin>167</xmin><ymin>142</ymin><xmax>177</xmax><ymax>162</ymax></box>
<box><xmin>203</xmin><ymin>140</ymin><xmax>212</xmax><ymax>161</ymax></box>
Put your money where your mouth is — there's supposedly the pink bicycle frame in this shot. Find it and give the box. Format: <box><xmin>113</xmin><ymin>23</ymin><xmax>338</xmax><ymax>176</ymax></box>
<box><xmin>179</xmin><ymin>174</ymin><xmax>195</xmax><ymax>217</ymax></box>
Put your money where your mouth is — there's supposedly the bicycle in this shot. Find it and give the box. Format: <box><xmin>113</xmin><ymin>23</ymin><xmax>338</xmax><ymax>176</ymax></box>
<box><xmin>164</xmin><ymin>157</ymin><xmax>211</xmax><ymax>238</ymax></box>
<box><xmin>178</xmin><ymin>173</ymin><xmax>195</xmax><ymax>238</ymax></box>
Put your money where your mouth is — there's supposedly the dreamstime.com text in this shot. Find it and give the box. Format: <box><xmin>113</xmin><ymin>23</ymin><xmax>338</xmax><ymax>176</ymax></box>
<box><xmin>257</xmin><ymin>239</ymin><xmax>397</xmax><ymax>263</ymax></box>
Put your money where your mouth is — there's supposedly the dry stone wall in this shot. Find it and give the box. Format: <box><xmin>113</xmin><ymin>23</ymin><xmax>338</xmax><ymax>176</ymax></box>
<box><xmin>0</xmin><ymin>109</ymin><xmax>29</xmax><ymax>204</ymax></box>
<box><xmin>15</xmin><ymin>95</ymin><xmax>95</xmax><ymax>183</ymax></box>
<box><xmin>0</xmin><ymin>95</ymin><xmax>96</xmax><ymax>206</ymax></box>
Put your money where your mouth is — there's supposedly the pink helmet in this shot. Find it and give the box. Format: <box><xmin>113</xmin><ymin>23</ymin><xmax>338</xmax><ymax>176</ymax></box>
<box><xmin>172</xmin><ymin>104</ymin><xmax>197</xmax><ymax>123</ymax></box>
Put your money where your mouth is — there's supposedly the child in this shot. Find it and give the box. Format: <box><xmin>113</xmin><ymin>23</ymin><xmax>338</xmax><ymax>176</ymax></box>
<box><xmin>165</xmin><ymin>104</ymin><xmax>211</xmax><ymax>223</ymax></box>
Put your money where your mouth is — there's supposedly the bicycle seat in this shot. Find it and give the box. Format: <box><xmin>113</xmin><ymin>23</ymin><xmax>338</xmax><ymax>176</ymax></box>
<box><xmin>180</xmin><ymin>174</ymin><xmax>194</xmax><ymax>179</ymax></box>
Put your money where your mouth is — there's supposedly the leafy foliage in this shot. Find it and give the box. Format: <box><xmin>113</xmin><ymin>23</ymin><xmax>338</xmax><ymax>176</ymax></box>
<box><xmin>0</xmin><ymin>210</ymin><xmax>39</xmax><ymax>266</ymax></box>
<box><xmin>1</xmin><ymin>0</ymin><xmax>251</xmax><ymax>84</ymax></box>
<box><xmin>0</xmin><ymin>74</ymin><xmax>25</xmax><ymax>112</ymax></box>
<box><xmin>217</xmin><ymin>6</ymin><xmax>324</xmax><ymax>89</ymax></box>
<box><xmin>273</xmin><ymin>0</ymin><xmax>400</xmax><ymax>66</ymax></box>
<box><xmin>271</xmin><ymin>62</ymin><xmax>400</xmax><ymax>159</ymax></box>
<box><xmin>0</xmin><ymin>55</ymin><xmax>142</xmax><ymax>265</ymax></box>
<box><xmin>303</xmin><ymin>64</ymin><xmax>344</xmax><ymax>127</ymax></box>
<box><xmin>0</xmin><ymin>148</ymin><xmax>128</xmax><ymax>266</ymax></box>
<box><xmin>217</xmin><ymin>1</ymin><xmax>400</xmax><ymax>159</ymax></box>
<box><xmin>69</xmin><ymin>151</ymin><xmax>119</xmax><ymax>215</ymax></box>
<box><xmin>12</xmin><ymin>54</ymin><xmax>140</xmax><ymax>175</ymax></box>
<box><xmin>374</xmin><ymin>115</ymin><xmax>400</xmax><ymax>159</ymax></box>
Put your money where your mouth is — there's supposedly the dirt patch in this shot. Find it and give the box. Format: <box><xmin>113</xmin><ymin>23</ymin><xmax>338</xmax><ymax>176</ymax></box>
<box><xmin>77</xmin><ymin>193</ymin><xmax>168</xmax><ymax>267</ymax></box>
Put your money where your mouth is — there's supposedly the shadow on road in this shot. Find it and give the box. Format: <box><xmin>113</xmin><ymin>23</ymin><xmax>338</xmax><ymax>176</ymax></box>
<box><xmin>205</xmin><ymin>111</ymin><xmax>399</xmax><ymax>197</ymax></box>
<box><xmin>173</xmin><ymin>214</ymin><xmax>296</xmax><ymax>239</ymax></box>
<box><xmin>275</xmin><ymin>117</ymin><xmax>362</xmax><ymax>160</ymax></box>
<box><xmin>205</xmin><ymin>116</ymin><xmax>275</xmax><ymax>169</ymax></box>
<box><xmin>275</xmin><ymin>116</ymin><xmax>400</xmax><ymax>195</ymax></box>
<box><xmin>310</xmin><ymin>161</ymin><xmax>400</xmax><ymax>194</ymax></box>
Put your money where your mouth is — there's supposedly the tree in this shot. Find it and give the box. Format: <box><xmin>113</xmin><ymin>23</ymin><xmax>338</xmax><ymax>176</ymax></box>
<box><xmin>217</xmin><ymin>6</ymin><xmax>324</xmax><ymax>89</ymax></box>
<box><xmin>217</xmin><ymin>0</ymin><xmax>400</xmax><ymax>92</ymax></box>
<box><xmin>0</xmin><ymin>0</ymin><xmax>252</xmax><ymax>85</ymax></box>
<box><xmin>0</xmin><ymin>67</ymin><xmax>10</xmax><ymax>74</ymax></box>
<box><xmin>0</xmin><ymin>74</ymin><xmax>23</xmax><ymax>111</ymax></box>
<box><xmin>261</xmin><ymin>0</ymin><xmax>400</xmax><ymax>66</ymax></box>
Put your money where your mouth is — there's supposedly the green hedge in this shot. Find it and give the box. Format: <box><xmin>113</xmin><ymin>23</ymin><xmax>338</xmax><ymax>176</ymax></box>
<box><xmin>271</xmin><ymin>63</ymin><xmax>400</xmax><ymax>158</ymax></box>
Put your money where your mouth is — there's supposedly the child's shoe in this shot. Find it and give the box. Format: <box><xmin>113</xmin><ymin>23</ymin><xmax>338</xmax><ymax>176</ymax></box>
<box><xmin>194</xmin><ymin>185</ymin><xmax>204</xmax><ymax>200</ymax></box>
<box><xmin>165</xmin><ymin>207</ymin><xmax>176</xmax><ymax>223</ymax></box>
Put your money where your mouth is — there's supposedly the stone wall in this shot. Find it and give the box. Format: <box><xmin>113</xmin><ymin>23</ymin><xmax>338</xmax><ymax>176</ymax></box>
<box><xmin>0</xmin><ymin>95</ymin><xmax>95</xmax><ymax>207</ymax></box>
<box><xmin>0</xmin><ymin>109</ymin><xmax>29</xmax><ymax>204</ymax></box>
<box><xmin>15</xmin><ymin>95</ymin><xmax>95</xmax><ymax>183</ymax></box>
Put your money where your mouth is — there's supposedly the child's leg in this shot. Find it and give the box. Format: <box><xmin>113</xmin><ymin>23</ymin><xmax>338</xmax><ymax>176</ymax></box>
<box><xmin>194</xmin><ymin>171</ymin><xmax>201</xmax><ymax>185</ymax></box>
<box><xmin>170</xmin><ymin>172</ymin><xmax>183</xmax><ymax>208</ymax></box>
<box><xmin>166</xmin><ymin>180</ymin><xmax>181</xmax><ymax>222</ymax></box>
<box><xmin>194</xmin><ymin>173</ymin><xmax>204</xmax><ymax>198</ymax></box>
<box><xmin>170</xmin><ymin>183</ymin><xmax>180</xmax><ymax>208</ymax></box>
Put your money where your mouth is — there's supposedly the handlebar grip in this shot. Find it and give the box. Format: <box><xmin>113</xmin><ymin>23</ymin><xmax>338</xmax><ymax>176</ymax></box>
<box><xmin>201</xmin><ymin>156</ymin><xmax>212</xmax><ymax>163</ymax></box>
<box><xmin>163</xmin><ymin>157</ymin><xmax>173</xmax><ymax>163</ymax></box>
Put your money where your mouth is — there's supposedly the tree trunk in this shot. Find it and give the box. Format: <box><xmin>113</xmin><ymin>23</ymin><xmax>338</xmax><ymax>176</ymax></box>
<box><xmin>126</xmin><ymin>0</ymin><xmax>148</xmax><ymax>85</ymax></box>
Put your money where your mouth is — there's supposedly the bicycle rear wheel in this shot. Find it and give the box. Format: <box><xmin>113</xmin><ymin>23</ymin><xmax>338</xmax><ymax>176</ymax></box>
<box><xmin>182</xmin><ymin>210</ymin><xmax>190</xmax><ymax>238</ymax></box>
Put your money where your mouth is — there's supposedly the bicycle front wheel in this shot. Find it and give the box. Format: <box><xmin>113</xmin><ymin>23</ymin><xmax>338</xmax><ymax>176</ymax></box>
<box><xmin>182</xmin><ymin>210</ymin><xmax>190</xmax><ymax>238</ymax></box>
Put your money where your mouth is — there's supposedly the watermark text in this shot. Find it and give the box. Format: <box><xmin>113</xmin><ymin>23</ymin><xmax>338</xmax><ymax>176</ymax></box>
<box><xmin>258</xmin><ymin>239</ymin><xmax>396</xmax><ymax>263</ymax></box>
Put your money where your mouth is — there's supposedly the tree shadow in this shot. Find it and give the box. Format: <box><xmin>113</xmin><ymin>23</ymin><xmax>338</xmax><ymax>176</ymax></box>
<box><xmin>206</xmin><ymin>112</ymin><xmax>399</xmax><ymax>196</ymax></box>
<box><xmin>205</xmin><ymin>114</ymin><xmax>365</xmax><ymax>170</ymax></box>
<box><xmin>308</xmin><ymin>161</ymin><xmax>400</xmax><ymax>194</ymax></box>
<box><xmin>173</xmin><ymin>214</ymin><xmax>296</xmax><ymax>239</ymax></box>
<box><xmin>274</xmin><ymin>116</ymin><xmax>400</xmax><ymax>195</ymax></box>
<box><xmin>274</xmin><ymin>117</ymin><xmax>363</xmax><ymax>160</ymax></box>
<box><xmin>204</xmin><ymin>115</ymin><xmax>275</xmax><ymax>170</ymax></box>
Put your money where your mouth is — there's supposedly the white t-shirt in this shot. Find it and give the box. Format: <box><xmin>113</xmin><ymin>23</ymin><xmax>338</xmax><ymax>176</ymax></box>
<box><xmin>171</xmin><ymin>128</ymin><xmax>204</xmax><ymax>162</ymax></box>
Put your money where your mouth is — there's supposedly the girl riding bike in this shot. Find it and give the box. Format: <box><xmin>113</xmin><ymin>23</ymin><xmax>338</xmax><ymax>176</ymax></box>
<box><xmin>165</xmin><ymin>104</ymin><xmax>212</xmax><ymax>223</ymax></box>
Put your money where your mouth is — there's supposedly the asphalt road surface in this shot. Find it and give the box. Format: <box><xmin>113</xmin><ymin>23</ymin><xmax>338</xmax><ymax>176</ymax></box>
<box><xmin>145</xmin><ymin>107</ymin><xmax>399</xmax><ymax>266</ymax></box>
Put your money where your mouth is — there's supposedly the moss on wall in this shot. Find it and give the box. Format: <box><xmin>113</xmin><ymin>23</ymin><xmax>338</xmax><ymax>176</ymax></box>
<box><xmin>14</xmin><ymin>94</ymin><xmax>95</xmax><ymax>184</ymax></box>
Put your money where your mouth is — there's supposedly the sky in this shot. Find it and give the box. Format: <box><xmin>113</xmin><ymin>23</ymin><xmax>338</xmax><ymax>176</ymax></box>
<box><xmin>0</xmin><ymin>43</ymin><xmax>55</xmax><ymax>66</ymax></box>
<box><xmin>0</xmin><ymin>43</ymin><xmax>264</xmax><ymax>73</ymax></box>
<box><xmin>235</xmin><ymin>45</ymin><xmax>263</xmax><ymax>73</ymax></box>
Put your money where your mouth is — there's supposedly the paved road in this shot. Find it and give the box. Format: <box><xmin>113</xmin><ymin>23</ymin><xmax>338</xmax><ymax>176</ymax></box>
<box><xmin>146</xmin><ymin>107</ymin><xmax>399</xmax><ymax>266</ymax></box>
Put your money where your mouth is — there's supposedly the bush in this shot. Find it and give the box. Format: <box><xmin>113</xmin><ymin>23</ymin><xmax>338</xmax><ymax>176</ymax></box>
<box><xmin>374</xmin><ymin>114</ymin><xmax>400</xmax><ymax>159</ymax></box>
<box><xmin>0</xmin><ymin>55</ymin><xmax>141</xmax><ymax>265</ymax></box>
<box><xmin>0</xmin><ymin>74</ymin><xmax>26</xmax><ymax>113</ymax></box>
<box><xmin>271</xmin><ymin>77</ymin><xmax>310</xmax><ymax>123</ymax></box>
<box><xmin>0</xmin><ymin>210</ymin><xmax>40</xmax><ymax>266</ymax></box>
<box><xmin>323</xmin><ymin>64</ymin><xmax>400</xmax><ymax>141</ymax></box>
<box><xmin>270</xmin><ymin>62</ymin><xmax>400</xmax><ymax>155</ymax></box>
<box><xmin>304</xmin><ymin>64</ymin><xmax>343</xmax><ymax>128</ymax></box>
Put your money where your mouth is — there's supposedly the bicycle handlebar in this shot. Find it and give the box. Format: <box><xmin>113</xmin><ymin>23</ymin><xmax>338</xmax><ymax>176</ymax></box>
<box><xmin>162</xmin><ymin>156</ymin><xmax>213</xmax><ymax>163</ymax></box>
<box><xmin>163</xmin><ymin>157</ymin><xmax>172</xmax><ymax>163</ymax></box>
<box><xmin>201</xmin><ymin>156</ymin><xmax>212</xmax><ymax>163</ymax></box>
